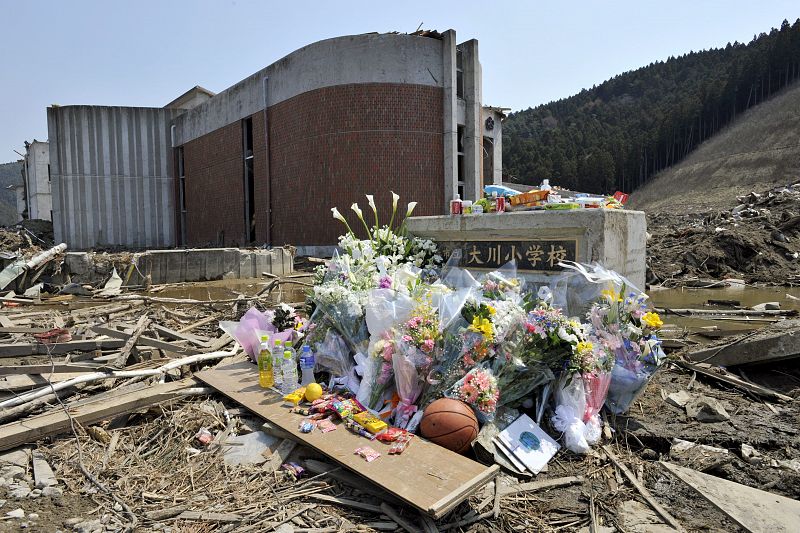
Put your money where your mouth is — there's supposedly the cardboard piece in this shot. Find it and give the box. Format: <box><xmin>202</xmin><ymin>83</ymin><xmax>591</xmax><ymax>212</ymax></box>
<box><xmin>195</xmin><ymin>360</ymin><xmax>498</xmax><ymax>518</ymax></box>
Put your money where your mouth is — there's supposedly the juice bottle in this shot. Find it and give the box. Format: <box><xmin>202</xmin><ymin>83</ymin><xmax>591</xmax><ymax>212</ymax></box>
<box><xmin>258</xmin><ymin>335</ymin><xmax>274</xmax><ymax>388</ymax></box>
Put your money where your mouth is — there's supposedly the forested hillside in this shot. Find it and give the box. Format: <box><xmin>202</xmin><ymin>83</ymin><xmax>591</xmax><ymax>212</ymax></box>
<box><xmin>503</xmin><ymin>19</ymin><xmax>800</xmax><ymax>194</ymax></box>
<box><xmin>0</xmin><ymin>161</ymin><xmax>22</xmax><ymax>226</ymax></box>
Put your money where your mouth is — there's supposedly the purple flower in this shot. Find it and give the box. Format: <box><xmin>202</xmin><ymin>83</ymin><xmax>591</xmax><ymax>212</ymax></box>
<box><xmin>379</xmin><ymin>275</ymin><xmax>392</xmax><ymax>289</ymax></box>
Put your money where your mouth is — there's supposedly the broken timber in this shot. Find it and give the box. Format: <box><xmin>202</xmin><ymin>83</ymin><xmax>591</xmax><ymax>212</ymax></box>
<box><xmin>195</xmin><ymin>360</ymin><xmax>498</xmax><ymax>519</ymax></box>
<box><xmin>0</xmin><ymin>338</ymin><xmax>126</xmax><ymax>358</ymax></box>
<box><xmin>685</xmin><ymin>319</ymin><xmax>800</xmax><ymax>366</ymax></box>
<box><xmin>0</xmin><ymin>378</ymin><xmax>205</xmax><ymax>452</ymax></box>
<box><xmin>661</xmin><ymin>462</ymin><xmax>800</xmax><ymax>533</ymax></box>
<box><xmin>675</xmin><ymin>360</ymin><xmax>792</xmax><ymax>403</ymax></box>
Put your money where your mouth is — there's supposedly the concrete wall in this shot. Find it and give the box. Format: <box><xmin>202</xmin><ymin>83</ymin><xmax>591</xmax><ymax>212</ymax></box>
<box><xmin>63</xmin><ymin>247</ymin><xmax>294</xmax><ymax>285</ymax></box>
<box><xmin>482</xmin><ymin>108</ymin><xmax>504</xmax><ymax>185</ymax></box>
<box><xmin>172</xmin><ymin>33</ymin><xmax>446</xmax><ymax>147</ymax></box>
<box><xmin>13</xmin><ymin>186</ymin><xmax>25</xmax><ymax>222</ymax></box>
<box><xmin>461</xmin><ymin>40</ymin><xmax>482</xmax><ymax>202</ymax></box>
<box><xmin>47</xmin><ymin>106</ymin><xmax>182</xmax><ymax>249</ymax></box>
<box><xmin>24</xmin><ymin>141</ymin><xmax>52</xmax><ymax>220</ymax></box>
<box><xmin>406</xmin><ymin>209</ymin><xmax>647</xmax><ymax>291</ymax></box>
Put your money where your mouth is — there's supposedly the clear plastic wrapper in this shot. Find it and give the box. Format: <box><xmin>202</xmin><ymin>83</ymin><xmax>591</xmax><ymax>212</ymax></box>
<box><xmin>551</xmin><ymin>371</ymin><xmax>611</xmax><ymax>454</ymax></box>
<box><xmin>605</xmin><ymin>341</ymin><xmax>665</xmax><ymax>413</ymax></box>
<box><xmin>391</xmin><ymin>338</ymin><xmax>429</xmax><ymax>428</ymax></box>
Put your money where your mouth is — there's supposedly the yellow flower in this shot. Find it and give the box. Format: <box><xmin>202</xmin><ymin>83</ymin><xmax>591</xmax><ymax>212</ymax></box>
<box><xmin>576</xmin><ymin>341</ymin><xmax>594</xmax><ymax>355</ymax></box>
<box><xmin>602</xmin><ymin>288</ymin><xmax>622</xmax><ymax>302</ymax></box>
<box><xmin>641</xmin><ymin>312</ymin><xmax>663</xmax><ymax>329</ymax></box>
<box><xmin>487</xmin><ymin>305</ymin><xmax>496</xmax><ymax>315</ymax></box>
<box><xmin>469</xmin><ymin>316</ymin><xmax>494</xmax><ymax>340</ymax></box>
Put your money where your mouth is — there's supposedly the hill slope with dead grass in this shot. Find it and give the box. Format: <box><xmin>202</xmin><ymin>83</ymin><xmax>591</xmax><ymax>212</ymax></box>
<box><xmin>629</xmin><ymin>83</ymin><xmax>800</xmax><ymax>214</ymax></box>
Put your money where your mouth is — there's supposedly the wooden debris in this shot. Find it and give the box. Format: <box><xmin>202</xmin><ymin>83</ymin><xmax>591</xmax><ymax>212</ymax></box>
<box><xmin>661</xmin><ymin>461</ymin><xmax>800</xmax><ymax>533</ymax></box>
<box><xmin>602</xmin><ymin>445</ymin><xmax>685</xmax><ymax>532</ymax></box>
<box><xmin>380</xmin><ymin>503</ymin><xmax>422</xmax><ymax>533</ymax></box>
<box><xmin>196</xmin><ymin>360</ymin><xmax>499</xmax><ymax>519</ymax></box>
<box><xmin>307</xmin><ymin>494</ymin><xmax>383</xmax><ymax>514</ymax></box>
<box><xmin>675</xmin><ymin>360</ymin><xmax>792</xmax><ymax>403</ymax></box>
<box><xmin>499</xmin><ymin>475</ymin><xmax>584</xmax><ymax>496</ymax></box>
<box><xmin>0</xmin><ymin>378</ymin><xmax>203</xmax><ymax>452</ymax></box>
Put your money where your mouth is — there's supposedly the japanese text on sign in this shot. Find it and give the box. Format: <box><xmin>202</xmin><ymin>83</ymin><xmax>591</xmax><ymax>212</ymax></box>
<box><xmin>447</xmin><ymin>240</ymin><xmax>578</xmax><ymax>271</ymax></box>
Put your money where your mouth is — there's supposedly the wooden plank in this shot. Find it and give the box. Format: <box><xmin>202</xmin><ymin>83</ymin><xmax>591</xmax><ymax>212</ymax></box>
<box><xmin>602</xmin><ymin>445</ymin><xmax>685</xmax><ymax>531</ymax></box>
<box><xmin>0</xmin><ymin>327</ymin><xmax>49</xmax><ymax>334</ymax></box>
<box><xmin>195</xmin><ymin>361</ymin><xmax>498</xmax><ymax>519</ymax></box>
<box><xmin>0</xmin><ymin>364</ymin><xmax>102</xmax><ymax>376</ymax></box>
<box><xmin>151</xmin><ymin>324</ymin><xmax>211</xmax><ymax>347</ymax></box>
<box><xmin>660</xmin><ymin>462</ymin><xmax>800</xmax><ymax>533</ymax></box>
<box><xmin>675</xmin><ymin>361</ymin><xmax>793</xmax><ymax>403</ymax></box>
<box><xmin>499</xmin><ymin>475</ymin><xmax>584</xmax><ymax>496</ymax></box>
<box><xmin>92</xmin><ymin>325</ymin><xmax>201</xmax><ymax>355</ymax></box>
<box><xmin>0</xmin><ymin>373</ymin><xmax>90</xmax><ymax>393</ymax></box>
<box><xmin>0</xmin><ymin>378</ymin><xmax>198</xmax><ymax>452</ymax></box>
<box><xmin>0</xmin><ymin>338</ymin><xmax>126</xmax><ymax>357</ymax></box>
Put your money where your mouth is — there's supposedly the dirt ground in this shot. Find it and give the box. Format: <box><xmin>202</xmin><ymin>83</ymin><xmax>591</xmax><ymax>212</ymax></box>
<box><xmin>1</xmin><ymin>354</ymin><xmax>797</xmax><ymax>532</ymax></box>
<box><xmin>646</xmin><ymin>183</ymin><xmax>800</xmax><ymax>285</ymax></box>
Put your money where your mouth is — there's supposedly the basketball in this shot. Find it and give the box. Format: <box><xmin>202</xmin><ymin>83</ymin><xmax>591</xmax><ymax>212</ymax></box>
<box><xmin>419</xmin><ymin>398</ymin><xmax>479</xmax><ymax>454</ymax></box>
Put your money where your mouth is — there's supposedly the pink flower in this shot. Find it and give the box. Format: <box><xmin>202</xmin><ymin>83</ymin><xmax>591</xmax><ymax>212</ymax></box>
<box><xmin>402</xmin><ymin>334</ymin><xmax>412</xmax><ymax>342</ymax></box>
<box><xmin>422</xmin><ymin>338</ymin><xmax>435</xmax><ymax>353</ymax></box>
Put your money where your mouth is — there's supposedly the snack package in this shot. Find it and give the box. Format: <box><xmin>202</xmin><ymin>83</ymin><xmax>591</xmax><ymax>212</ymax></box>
<box><xmin>354</xmin><ymin>446</ymin><xmax>381</xmax><ymax>462</ymax></box>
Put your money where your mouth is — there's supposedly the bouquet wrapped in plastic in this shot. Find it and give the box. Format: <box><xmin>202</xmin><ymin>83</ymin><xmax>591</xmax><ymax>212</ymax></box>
<box><xmin>390</xmin><ymin>299</ymin><xmax>441</xmax><ymax>427</ymax></box>
<box><xmin>356</xmin><ymin>289</ymin><xmax>415</xmax><ymax>411</ymax></box>
<box><xmin>446</xmin><ymin>365</ymin><xmax>500</xmax><ymax>422</ymax></box>
<box><xmin>549</xmin><ymin>320</ymin><xmax>613</xmax><ymax>453</ymax></box>
<box><xmin>562</xmin><ymin>262</ymin><xmax>667</xmax><ymax>414</ymax></box>
<box><xmin>551</xmin><ymin>367</ymin><xmax>612</xmax><ymax>453</ymax></box>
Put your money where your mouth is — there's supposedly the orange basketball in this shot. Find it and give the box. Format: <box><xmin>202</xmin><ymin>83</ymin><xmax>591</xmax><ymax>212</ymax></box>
<box><xmin>419</xmin><ymin>398</ymin><xmax>479</xmax><ymax>454</ymax></box>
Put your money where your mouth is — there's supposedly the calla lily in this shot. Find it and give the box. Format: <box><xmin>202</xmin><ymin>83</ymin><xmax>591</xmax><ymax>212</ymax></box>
<box><xmin>398</xmin><ymin>201</ymin><xmax>418</xmax><ymax>235</ymax></box>
<box><xmin>331</xmin><ymin>206</ymin><xmax>354</xmax><ymax>235</ymax></box>
<box><xmin>366</xmin><ymin>194</ymin><xmax>379</xmax><ymax>229</ymax></box>
<box><xmin>389</xmin><ymin>191</ymin><xmax>400</xmax><ymax>228</ymax></box>
<box><xmin>351</xmin><ymin>202</ymin><xmax>371</xmax><ymax>237</ymax></box>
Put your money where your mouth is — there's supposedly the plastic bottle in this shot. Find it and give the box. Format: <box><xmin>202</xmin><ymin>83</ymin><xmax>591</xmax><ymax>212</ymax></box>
<box><xmin>449</xmin><ymin>194</ymin><xmax>462</xmax><ymax>215</ymax></box>
<box><xmin>540</xmin><ymin>179</ymin><xmax>552</xmax><ymax>191</ymax></box>
<box><xmin>258</xmin><ymin>335</ymin><xmax>274</xmax><ymax>388</ymax></box>
<box><xmin>281</xmin><ymin>350</ymin><xmax>299</xmax><ymax>394</ymax></box>
<box><xmin>299</xmin><ymin>345</ymin><xmax>316</xmax><ymax>386</ymax></box>
<box><xmin>271</xmin><ymin>340</ymin><xmax>284</xmax><ymax>390</ymax></box>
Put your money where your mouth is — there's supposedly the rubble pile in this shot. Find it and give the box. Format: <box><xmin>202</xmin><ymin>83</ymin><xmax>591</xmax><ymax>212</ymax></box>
<box><xmin>647</xmin><ymin>182</ymin><xmax>800</xmax><ymax>285</ymax></box>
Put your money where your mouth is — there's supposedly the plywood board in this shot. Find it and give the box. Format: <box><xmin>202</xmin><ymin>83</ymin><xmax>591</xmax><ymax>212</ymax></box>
<box><xmin>195</xmin><ymin>361</ymin><xmax>498</xmax><ymax>518</ymax></box>
<box><xmin>661</xmin><ymin>462</ymin><xmax>800</xmax><ymax>533</ymax></box>
<box><xmin>0</xmin><ymin>378</ymin><xmax>197</xmax><ymax>452</ymax></box>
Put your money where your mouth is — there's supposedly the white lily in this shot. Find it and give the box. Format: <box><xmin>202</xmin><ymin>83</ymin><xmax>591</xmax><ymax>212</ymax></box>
<box><xmin>366</xmin><ymin>194</ymin><xmax>379</xmax><ymax>229</ymax></box>
<box><xmin>405</xmin><ymin>201</ymin><xmax>418</xmax><ymax>218</ymax></box>
<box><xmin>389</xmin><ymin>191</ymin><xmax>400</xmax><ymax>228</ymax></box>
<box><xmin>331</xmin><ymin>206</ymin><xmax>354</xmax><ymax>236</ymax></box>
<box><xmin>351</xmin><ymin>202</ymin><xmax>371</xmax><ymax>237</ymax></box>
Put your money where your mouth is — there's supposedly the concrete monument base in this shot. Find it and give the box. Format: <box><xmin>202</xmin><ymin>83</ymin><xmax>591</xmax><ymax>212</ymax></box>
<box><xmin>406</xmin><ymin>209</ymin><xmax>647</xmax><ymax>290</ymax></box>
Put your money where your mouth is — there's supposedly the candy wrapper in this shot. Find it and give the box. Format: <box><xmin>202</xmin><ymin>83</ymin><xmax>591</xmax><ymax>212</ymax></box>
<box><xmin>551</xmin><ymin>371</ymin><xmax>611</xmax><ymax>454</ymax></box>
<box><xmin>354</xmin><ymin>446</ymin><xmax>381</xmax><ymax>462</ymax></box>
<box><xmin>388</xmin><ymin>433</ymin><xmax>414</xmax><ymax>455</ymax></box>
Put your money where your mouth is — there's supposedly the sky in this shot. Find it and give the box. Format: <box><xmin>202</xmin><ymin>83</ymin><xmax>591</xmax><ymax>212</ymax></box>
<box><xmin>1</xmin><ymin>0</ymin><xmax>799</xmax><ymax>162</ymax></box>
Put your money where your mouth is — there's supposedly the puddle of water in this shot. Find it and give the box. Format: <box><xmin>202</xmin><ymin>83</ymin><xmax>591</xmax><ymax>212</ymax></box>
<box><xmin>647</xmin><ymin>285</ymin><xmax>800</xmax><ymax>342</ymax></box>
<box><xmin>154</xmin><ymin>277</ymin><xmax>311</xmax><ymax>304</ymax></box>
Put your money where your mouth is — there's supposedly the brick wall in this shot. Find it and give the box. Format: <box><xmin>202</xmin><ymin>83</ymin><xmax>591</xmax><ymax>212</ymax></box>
<box><xmin>182</xmin><ymin>121</ymin><xmax>246</xmax><ymax>246</ymax></box>
<box><xmin>180</xmin><ymin>82</ymin><xmax>444</xmax><ymax>247</ymax></box>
